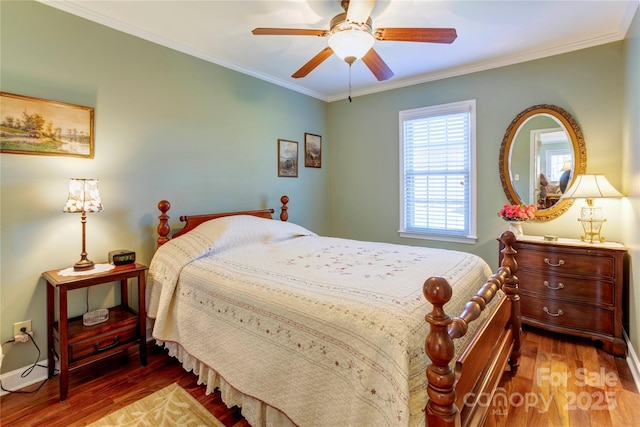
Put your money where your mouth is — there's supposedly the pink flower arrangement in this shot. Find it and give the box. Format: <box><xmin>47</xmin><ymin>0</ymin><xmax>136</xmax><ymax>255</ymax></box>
<box><xmin>498</xmin><ymin>203</ymin><xmax>537</xmax><ymax>221</ymax></box>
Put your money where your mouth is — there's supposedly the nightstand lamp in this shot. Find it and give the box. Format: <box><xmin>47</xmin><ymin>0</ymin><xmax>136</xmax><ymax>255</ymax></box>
<box><xmin>561</xmin><ymin>174</ymin><xmax>623</xmax><ymax>243</ymax></box>
<box><xmin>63</xmin><ymin>178</ymin><xmax>103</xmax><ymax>270</ymax></box>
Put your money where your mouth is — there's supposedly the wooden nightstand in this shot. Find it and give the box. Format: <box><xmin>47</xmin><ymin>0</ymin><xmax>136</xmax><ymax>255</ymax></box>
<box><xmin>499</xmin><ymin>236</ymin><xmax>628</xmax><ymax>356</ymax></box>
<box><xmin>43</xmin><ymin>263</ymin><xmax>148</xmax><ymax>401</ymax></box>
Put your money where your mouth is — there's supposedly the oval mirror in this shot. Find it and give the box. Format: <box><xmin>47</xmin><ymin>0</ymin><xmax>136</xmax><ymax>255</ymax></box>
<box><xmin>499</xmin><ymin>104</ymin><xmax>587</xmax><ymax>221</ymax></box>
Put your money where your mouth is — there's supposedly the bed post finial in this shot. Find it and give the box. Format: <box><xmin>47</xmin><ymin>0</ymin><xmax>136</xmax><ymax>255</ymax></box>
<box><xmin>424</xmin><ymin>276</ymin><xmax>459</xmax><ymax>427</ymax></box>
<box><xmin>280</xmin><ymin>195</ymin><xmax>289</xmax><ymax>221</ymax></box>
<box><xmin>157</xmin><ymin>200</ymin><xmax>171</xmax><ymax>248</ymax></box>
<box><xmin>499</xmin><ymin>230</ymin><xmax>521</xmax><ymax>375</ymax></box>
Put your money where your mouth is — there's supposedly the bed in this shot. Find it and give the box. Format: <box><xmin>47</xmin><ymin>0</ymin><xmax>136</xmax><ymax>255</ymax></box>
<box><xmin>148</xmin><ymin>196</ymin><xmax>521</xmax><ymax>427</ymax></box>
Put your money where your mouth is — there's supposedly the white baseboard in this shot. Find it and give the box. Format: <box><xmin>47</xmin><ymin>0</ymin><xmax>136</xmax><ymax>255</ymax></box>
<box><xmin>0</xmin><ymin>358</ymin><xmax>59</xmax><ymax>397</ymax></box>
<box><xmin>624</xmin><ymin>330</ymin><xmax>640</xmax><ymax>391</ymax></box>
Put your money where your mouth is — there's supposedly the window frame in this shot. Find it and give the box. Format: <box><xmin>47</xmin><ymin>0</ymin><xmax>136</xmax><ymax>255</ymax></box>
<box><xmin>398</xmin><ymin>99</ymin><xmax>477</xmax><ymax>244</ymax></box>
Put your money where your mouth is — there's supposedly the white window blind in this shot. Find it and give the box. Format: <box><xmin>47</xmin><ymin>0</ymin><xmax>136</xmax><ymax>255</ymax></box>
<box><xmin>399</xmin><ymin>100</ymin><xmax>477</xmax><ymax>243</ymax></box>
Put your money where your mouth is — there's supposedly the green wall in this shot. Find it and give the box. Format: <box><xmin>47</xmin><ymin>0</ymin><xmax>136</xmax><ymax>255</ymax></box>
<box><xmin>623</xmin><ymin>7</ymin><xmax>640</xmax><ymax>365</ymax></box>
<box><xmin>0</xmin><ymin>1</ymin><xmax>328</xmax><ymax>372</ymax></box>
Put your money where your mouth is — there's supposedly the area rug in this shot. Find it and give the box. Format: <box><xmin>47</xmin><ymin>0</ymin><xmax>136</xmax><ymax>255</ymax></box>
<box><xmin>88</xmin><ymin>383</ymin><xmax>225</xmax><ymax>427</ymax></box>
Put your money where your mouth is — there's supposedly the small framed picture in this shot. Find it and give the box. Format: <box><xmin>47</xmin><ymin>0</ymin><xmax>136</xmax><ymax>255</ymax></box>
<box><xmin>304</xmin><ymin>133</ymin><xmax>322</xmax><ymax>168</ymax></box>
<box><xmin>0</xmin><ymin>92</ymin><xmax>94</xmax><ymax>158</ymax></box>
<box><xmin>278</xmin><ymin>139</ymin><xmax>298</xmax><ymax>177</ymax></box>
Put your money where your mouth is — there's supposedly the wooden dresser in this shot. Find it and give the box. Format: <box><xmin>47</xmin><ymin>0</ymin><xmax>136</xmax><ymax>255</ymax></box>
<box><xmin>499</xmin><ymin>236</ymin><xmax>628</xmax><ymax>356</ymax></box>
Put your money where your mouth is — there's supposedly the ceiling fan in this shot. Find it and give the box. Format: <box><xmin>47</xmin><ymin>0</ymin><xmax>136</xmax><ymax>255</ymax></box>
<box><xmin>251</xmin><ymin>0</ymin><xmax>457</xmax><ymax>82</ymax></box>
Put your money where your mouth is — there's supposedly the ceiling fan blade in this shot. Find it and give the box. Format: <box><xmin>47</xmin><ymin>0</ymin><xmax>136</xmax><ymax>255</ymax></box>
<box><xmin>361</xmin><ymin>48</ymin><xmax>394</xmax><ymax>81</ymax></box>
<box><xmin>346</xmin><ymin>0</ymin><xmax>376</xmax><ymax>24</ymax></box>
<box><xmin>252</xmin><ymin>28</ymin><xmax>328</xmax><ymax>37</ymax></box>
<box><xmin>292</xmin><ymin>47</ymin><xmax>334</xmax><ymax>78</ymax></box>
<box><xmin>375</xmin><ymin>28</ymin><xmax>457</xmax><ymax>43</ymax></box>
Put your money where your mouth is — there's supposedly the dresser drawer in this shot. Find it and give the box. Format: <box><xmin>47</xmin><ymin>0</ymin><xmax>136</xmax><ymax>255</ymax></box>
<box><xmin>514</xmin><ymin>247</ymin><xmax>616</xmax><ymax>278</ymax></box>
<box><xmin>521</xmin><ymin>294</ymin><xmax>613</xmax><ymax>335</ymax></box>
<box><xmin>517</xmin><ymin>270</ymin><xmax>614</xmax><ymax>306</ymax></box>
<box><xmin>69</xmin><ymin>323</ymin><xmax>138</xmax><ymax>362</ymax></box>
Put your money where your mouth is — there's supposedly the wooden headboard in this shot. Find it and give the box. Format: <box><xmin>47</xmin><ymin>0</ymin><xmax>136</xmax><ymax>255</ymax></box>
<box><xmin>156</xmin><ymin>195</ymin><xmax>289</xmax><ymax>248</ymax></box>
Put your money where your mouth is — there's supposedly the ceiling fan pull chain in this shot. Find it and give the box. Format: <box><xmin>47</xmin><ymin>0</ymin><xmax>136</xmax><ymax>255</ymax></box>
<box><xmin>348</xmin><ymin>62</ymin><xmax>353</xmax><ymax>102</ymax></box>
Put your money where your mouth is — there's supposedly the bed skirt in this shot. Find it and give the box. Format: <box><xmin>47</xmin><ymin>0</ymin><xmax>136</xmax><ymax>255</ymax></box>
<box><xmin>160</xmin><ymin>339</ymin><xmax>296</xmax><ymax>427</ymax></box>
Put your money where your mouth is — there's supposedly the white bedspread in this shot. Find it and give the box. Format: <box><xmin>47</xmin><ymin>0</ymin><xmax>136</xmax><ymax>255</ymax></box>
<box><xmin>147</xmin><ymin>216</ymin><xmax>493</xmax><ymax>427</ymax></box>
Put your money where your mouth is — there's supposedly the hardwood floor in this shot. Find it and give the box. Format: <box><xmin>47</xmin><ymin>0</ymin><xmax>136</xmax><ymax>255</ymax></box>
<box><xmin>485</xmin><ymin>326</ymin><xmax>640</xmax><ymax>427</ymax></box>
<box><xmin>1</xmin><ymin>326</ymin><xmax>638</xmax><ymax>426</ymax></box>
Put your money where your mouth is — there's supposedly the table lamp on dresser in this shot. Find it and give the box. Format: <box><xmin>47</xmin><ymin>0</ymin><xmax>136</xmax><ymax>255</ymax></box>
<box><xmin>561</xmin><ymin>174</ymin><xmax>623</xmax><ymax>243</ymax></box>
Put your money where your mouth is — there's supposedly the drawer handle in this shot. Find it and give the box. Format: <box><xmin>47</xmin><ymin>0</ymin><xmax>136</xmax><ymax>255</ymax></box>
<box><xmin>543</xmin><ymin>280</ymin><xmax>565</xmax><ymax>290</ymax></box>
<box><xmin>543</xmin><ymin>306</ymin><xmax>564</xmax><ymax>317</ymax></box>
<box><xmin>544</xmin><ymin>258</ymin><xmax>565</xmax><ymax>267</ymax></box>
<box><xmin>94</xmin><ymin>336</ymin><xmax>120</xmax><ymax>352</ymax></box>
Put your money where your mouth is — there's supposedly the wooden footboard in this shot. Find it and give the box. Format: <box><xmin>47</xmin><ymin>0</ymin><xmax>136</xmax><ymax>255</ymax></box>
<box><xmin>424</xmin><ymin>230</ymin><xmax>519</xmax><ymax>427</ymax></box>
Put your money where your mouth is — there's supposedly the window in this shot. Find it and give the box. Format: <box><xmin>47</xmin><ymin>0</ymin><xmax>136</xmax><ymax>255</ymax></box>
<box><xmin>399</xmin><ymin>100</ymin><xmax>477</xmax><ymax>243</ymax></box>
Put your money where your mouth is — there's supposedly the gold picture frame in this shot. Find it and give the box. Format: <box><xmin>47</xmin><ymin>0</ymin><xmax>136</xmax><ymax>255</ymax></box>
<box><xmin>304</xmin><ymin>133</ymin><xmax>322</xmax><ymax>168</ymax></box>
<box><xmin>278</xmin><ymin>139</ymin><xmax>298</xmax><ymax>177</ymax></box>
<box><xmin>0</xmin><ymin>92</ymin><xmax>94</xmax><ymax>158</ymax></box>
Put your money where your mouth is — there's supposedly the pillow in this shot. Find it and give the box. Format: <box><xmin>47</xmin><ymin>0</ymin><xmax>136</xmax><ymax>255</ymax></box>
<box><xmin>188</xmin><ymin>214</ymin><xmax>316</xmax><ymax>253</ymax></box>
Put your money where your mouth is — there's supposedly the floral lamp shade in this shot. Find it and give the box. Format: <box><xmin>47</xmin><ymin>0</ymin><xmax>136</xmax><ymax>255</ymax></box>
<box><xmin>63</xmin><ymin>178</ymin><xmax>103</xmax><ymax>213</ymax></box>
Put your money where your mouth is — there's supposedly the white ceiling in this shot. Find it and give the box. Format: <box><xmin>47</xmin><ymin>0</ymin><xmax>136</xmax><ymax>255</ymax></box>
<box><xmin>39</xmin><ymin>0</ymin><xmax>638</xmax><ymax>102</ymax></box>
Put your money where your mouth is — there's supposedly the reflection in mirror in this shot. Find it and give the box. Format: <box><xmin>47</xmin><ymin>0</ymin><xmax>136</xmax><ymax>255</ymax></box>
<box><xmin>499</xmin><ymin>105</ymin><xmax>587</xmax><ymax>221</ymax></box>
<box><xmin>511</xmin><ymin>117</ymin><xmax>572</xmax><ymax>208</ymax></box>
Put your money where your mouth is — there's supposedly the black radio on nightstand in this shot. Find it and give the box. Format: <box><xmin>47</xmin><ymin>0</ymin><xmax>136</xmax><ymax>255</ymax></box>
<box><xmin>108</xmin><ymin>250</ymin><xmax>136</xmax><ymax>265</ymax></box>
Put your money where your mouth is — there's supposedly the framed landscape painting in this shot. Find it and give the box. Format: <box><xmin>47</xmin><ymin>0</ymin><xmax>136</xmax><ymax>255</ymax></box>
<box><xmin>0</xmin><ymin>92</ymin><xmax>94</xmax><ymax>158</ymax></box>
<box><xmin>304</xmin><ymin>133</ymin><xmax>321</xmax><ymax>168</ymax></box>
<box><xmin>278</xmin><ymin>139</ymin><xmax>298</xmax><ymax>177</ymax></box>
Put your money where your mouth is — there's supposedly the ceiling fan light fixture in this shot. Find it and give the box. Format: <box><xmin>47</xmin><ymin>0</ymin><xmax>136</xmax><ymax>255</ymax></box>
<box><xmin>328</xmin><ymin>28</ymin><xmax>375</xmax><ymax>62</ymax></box>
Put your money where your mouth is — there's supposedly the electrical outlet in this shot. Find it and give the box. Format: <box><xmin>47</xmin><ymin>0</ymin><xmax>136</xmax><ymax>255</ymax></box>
<box><xmin>13</xmin><ymin>320</ymin><xmax>32</xmax><ymax>337</ymax></box>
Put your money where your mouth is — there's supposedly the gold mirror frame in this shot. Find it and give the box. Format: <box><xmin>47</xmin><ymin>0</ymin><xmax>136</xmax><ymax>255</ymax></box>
<box><xmin>499</xmin><ymin>104</ymin><xmax>587</xmax><ymax>221</ymax></box>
